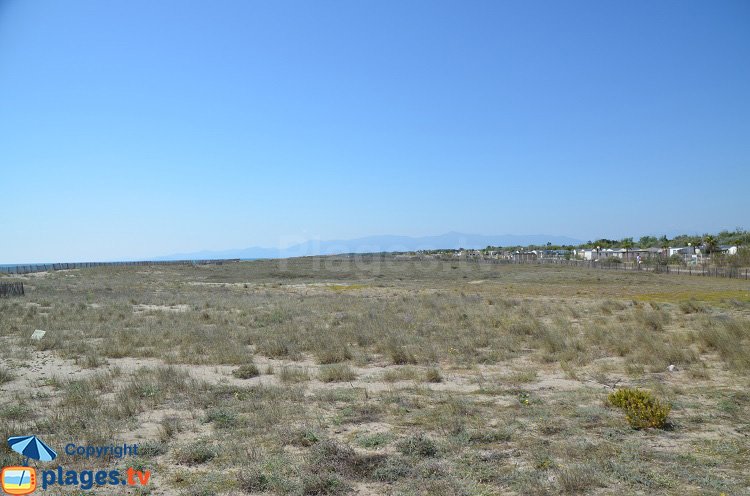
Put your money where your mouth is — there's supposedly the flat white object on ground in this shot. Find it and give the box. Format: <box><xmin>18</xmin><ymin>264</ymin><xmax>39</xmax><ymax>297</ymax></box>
<box><xmin>31</xmin><ymin>329</ymin><xmax>46</xmax><ymax>340</ymax></box>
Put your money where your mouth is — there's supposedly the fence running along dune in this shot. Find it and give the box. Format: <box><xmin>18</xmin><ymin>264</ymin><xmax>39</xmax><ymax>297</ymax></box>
<box><xmin>2</xmin><ymin>254</ymin><xmax>748</xmax><ymax>280</ymax></box>
<box><xmin>0</xmin><ymin>259</ymin><xmax>240</xmax><ymax>275</ymax></box>
<box><xmin>447</xmin><ymin>257</ymin><xmax>750</xmax><ymax>279</ymax></box>
<box><xmin>349</xmin><ymin>253</ymin><xmax>750</xmax><ymax>280</ymax></box>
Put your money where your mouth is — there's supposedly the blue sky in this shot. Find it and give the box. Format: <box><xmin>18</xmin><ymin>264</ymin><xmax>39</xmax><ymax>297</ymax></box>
<box><xmin>1</xmin><ymin>0</ymin><xmax>748</xmax><ymax>263</ymax></box>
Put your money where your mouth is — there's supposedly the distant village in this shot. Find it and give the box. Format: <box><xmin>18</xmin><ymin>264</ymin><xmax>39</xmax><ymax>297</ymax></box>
<box><xmin>396</xmin><ymin>230</ymin><xmax>750</xmax><ymax>267</ymax></box>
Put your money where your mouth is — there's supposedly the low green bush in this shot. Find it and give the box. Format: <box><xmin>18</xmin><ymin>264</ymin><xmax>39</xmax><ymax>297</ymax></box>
<box><xmin>232</xmin><ymin>363</ymin><xmax>260</xmax><ymax>379</ymax></box>
<box><xmin>608</xmin><ymin>388</ymin><xmax>671</xmax><ymax>429</ymax></box>
<box><xmin>397</xmin><ymin>433</ymin><xmax>438</xmax><ymax>457</ymax></box>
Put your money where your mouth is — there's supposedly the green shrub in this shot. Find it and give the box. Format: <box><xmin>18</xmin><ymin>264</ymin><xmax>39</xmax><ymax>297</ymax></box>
<box><xmin>285</xmin><ymin>427</ymin><xmax>319</xmax><ymax>447</ymax></box>
<box><xmin>370</xmin><ymin>456</ymin><xmax>412</xmax><ymax>482</ymax></box>
<box><xmin>232</xmin><ymin>363</ymin><xmax>260</xmax><ymax>379</ymax></box>
<box><xmin>608</xmin><ymin>388</ymin><xmax>671</xmax><ymax>429</ymax></box>
<box><xmin>300</xmin><ymin>471</ymin><xmax>350</xmax><ymax>495</ymax></box>
<box><xmin>237</xmin><ymin>469</ymin><xmax>269</xmax><ymax>493</ymax></box>
<box><xmin>679</xmin><ymin>300</ymin><xmax>705</xmax><ymax>314</ymax></box>
<box><xmin>139</xmin><ymin>440</ymin><xmax>168</xmax><ymax>457</ymax></box>
<box><xmin>356</xmin><ymin>432</ymin><xmax>391</xmax><ymax>449</ymax></box>
<box><xmin>397</xmin><ymin>433</ymin><xmax>438</xmax><ymax>457</ymax></box>
<box><xmin>668</xmin><ymin>254</ymin><xmax>686</xmax><ymax>266</ymax></box>
<box><xmin>203</xmin><ymin>408</ymin><xmax>239</xmax><ymax>428</ymax></box>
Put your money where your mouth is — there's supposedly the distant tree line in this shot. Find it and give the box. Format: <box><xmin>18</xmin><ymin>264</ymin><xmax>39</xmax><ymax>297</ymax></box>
<box><xmin>478</xmin><ymin>228</ymin><xmax>750</xmax><ymax>253</ymax></box>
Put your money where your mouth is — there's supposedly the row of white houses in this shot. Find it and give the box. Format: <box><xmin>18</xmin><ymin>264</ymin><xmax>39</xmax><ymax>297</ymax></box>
<box><xmin>574</xmin><ymin>245</ymin><xmax>739</xmax><ymax>261</ymax></box>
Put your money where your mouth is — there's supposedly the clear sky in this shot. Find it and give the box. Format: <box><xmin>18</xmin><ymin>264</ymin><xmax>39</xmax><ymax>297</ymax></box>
<box><xmin>1</xmin><ymin>0</ymin><xmax>748</xmax><ymax>263</ymax></box>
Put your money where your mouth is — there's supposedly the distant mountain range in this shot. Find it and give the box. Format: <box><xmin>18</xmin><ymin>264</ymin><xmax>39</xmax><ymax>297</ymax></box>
<box><xmin>155</xmin><ymin>232</ymin><xmax>584</xmax><ymax>261</ymax></box>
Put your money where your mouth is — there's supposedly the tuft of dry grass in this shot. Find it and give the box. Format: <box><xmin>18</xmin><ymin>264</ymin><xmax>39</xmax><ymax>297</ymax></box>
<box><xmin>279</xmin><ymin>366</ymin><xmax>310</xmax><ymax>383</ymax></box>
<box><xmin>318</xmin><ymin>364</ymin><xmax>357</xmax><ymax>382</ymax></box>
<box><xmin>0</xmin><ymin>367</ymin><xmax>14</xmax><ymax>384</ymax></box>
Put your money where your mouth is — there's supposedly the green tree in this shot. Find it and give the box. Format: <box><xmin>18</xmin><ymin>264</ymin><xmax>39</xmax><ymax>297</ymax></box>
<box><xmin>621</xmin><ymin>237</ymin><xmax>634</xmax><ymax>259</ymax></box>
<box><xmin>703</xmin><ymin>235</ymin><xmax>718</xmax><ymax>255</ymax></box>
<box><xmin>660</xmin><ymin>237</ymin><xmax>670</xmax><ymax>259</ymax></box>
<box><xmin>639</xmin><ymin>236</ymin><xmax>657</xmax><ymax>247</ymax></box>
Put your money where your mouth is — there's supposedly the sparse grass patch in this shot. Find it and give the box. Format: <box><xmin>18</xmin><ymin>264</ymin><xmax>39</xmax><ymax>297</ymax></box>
<box><xmin>425</xmin><ymin>367</ymin><xmax>443</xmax><ymax>383</ymax></box>
<box><xmin>279</xmin><ymin>366</ymin><xmax>310</xmax><ymax>383</ymax></box>
<box><xmin>139</xmin><ymin>440</ymin><xmax>168</xmax><ymax>457</ymax></box>
<box><xmin>78</xmin><ymin>352</ymin><xmax>107</xmax><ymax>369</ymax></box>
<box><xmin>387</xmin><ymin>344</ymin><xmax>418</xmax><ymax>365</ymax></box>
<box><xmin>382</xmin><ymin>366</ymin><xmax>420</xmax><ymax>382</ymax></box>
<box><xmin>315</xmin><ymin>343</ymin><xmax>353</xmax><ymax>364</ymax></box>
<box><xmin>356</xmin><ymin>432</ymin><xmax>392</xmax><ymax>449</ymax></box>
<box><xmin>256</xmin><ymin>336</ymin><xmax>299</xmax><ymax>359</ymax></box>
<box><xmin>679</xmin><ymin>299</ymin><xmax>706</xmax><ymax>314</ymax></box>
<box><xmin>300</xmin><ymin>439</ymin><xmax>392</xmax><ymax>491</ymax></box>
<box><xmin>283</xmin><ymin>427</ymin><xmax>319</xmax><ymax>447</ymax></box>
<box><xmin>237</xmin><ymin>468</ymin><xmax>270</xmax><ymax>493</ymax></box>
<box><xmin>634</xmin><ymin>307</ymin><xmax>671</xmax><ymax>331</ymax></box>
<box><xmin>159</xmin><ymin>415</ymin><xmax>184</xmax><ymax>441</ymax></box>
<box><xmin>687</xmin><ymin>362</ymin><xmax>711</xmax><ymax>380</ymax></box>
<box><xmin>175</xmin><ymin>440</ymin><xmax>217</xmax><ymax>465</ymax></box>
<box><xmin>694</xmin><ymin>316</ymin><xmax>750</xmax><ymax>371</ymax></box>
<box><xmin>1</xmin><ymin>403</ymin><xmax>32</xmax><ymax>421</ymax></box>
<box><xmin>599</xmin><ymin>299</ymin><xmax>626</xmax><ymax>314</ymax></box>
<box><xmin>204</xmin><ymin>407</ymin><xmax>240</xmax><ymax>429</ymax></box>
<box><xmin>467</xmin><ymin>427</ymin><xmax>512</xmax><ymax>444</ymax></box>
<box><xmin>507</xmin><ymin>368</ymin><xmax>538</xmax><ymax>384</ymax></box>
<box><xmin>557</xmin><ymin>464</ymin><xmax>603</xmax><ymax>493</ymax></box>
<box><xmin>370</xmin><ymin>456</ymin><xmax>412</xmax><ymax>482</ymax></box>
<box><xmin>0</xmin><ymin>367</ymin><xmax>14</xmax><ymax>384</ymax></box>
<box><xmin>327</xmin><ymin>284</ymin><xmax>368</xmax><ymax>292</ymax></box>
<box><xmin>319</xmin><ymin>364</ymin><xmax>357</xmax><ymax>382</ymax></box>
<box><xmin>300</xmin><ymin>471</ymin><xmax>350</xmax><ymax>495</ymax></box>
<box><xmin>397</xmin><ymin>433</ymin><xmax>438</xmax><ymax>458</ymax></box>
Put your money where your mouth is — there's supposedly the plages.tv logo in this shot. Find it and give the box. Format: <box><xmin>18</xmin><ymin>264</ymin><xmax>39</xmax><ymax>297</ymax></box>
<box><xmin>1</xmin><ymin>435</ymin><xmax>55</xmax><ymax>495</ymax></box>
<box><xmin>2</xmin><ymin>435</ymin><xmax>150</xmax><ymax>494</ymax></box>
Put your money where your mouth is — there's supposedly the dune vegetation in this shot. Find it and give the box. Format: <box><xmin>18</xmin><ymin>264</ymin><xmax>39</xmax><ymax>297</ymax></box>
<box><xmin>1</xmin><ymin>257</ymin><xmax>748</xmax><ymax>495</ymax></box>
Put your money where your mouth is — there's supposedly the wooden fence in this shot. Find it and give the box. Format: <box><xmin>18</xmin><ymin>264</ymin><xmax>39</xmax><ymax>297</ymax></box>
<box><xmin>0</xmin><ymin>259</ymin><xmax>240</xmax><ymax>275</ymax></box>
<box><xmin>383</xmin><ymin>255</ymin><xmax>750</xmax><ymax>280</ymax></box>
<box><xmin>466</xmin><ymin>257</ymin><xmax>750</xmax><ymax>279</ymax></box>
<box><xmin>513</xmin><ymin>258</ymin><xmax>750</xmax><ymax>279</ymax></box>
<box><xmin>0</xmin><ymin>282</ymin><xmax>24</xmax><ymax>297</ymax></box>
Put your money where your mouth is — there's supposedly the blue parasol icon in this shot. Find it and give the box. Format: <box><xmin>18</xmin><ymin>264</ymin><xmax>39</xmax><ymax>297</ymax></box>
<box><xmin>7</xmin><ymin>435</ymin><xmax>57</xmax><ymax>466</ymax></box>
